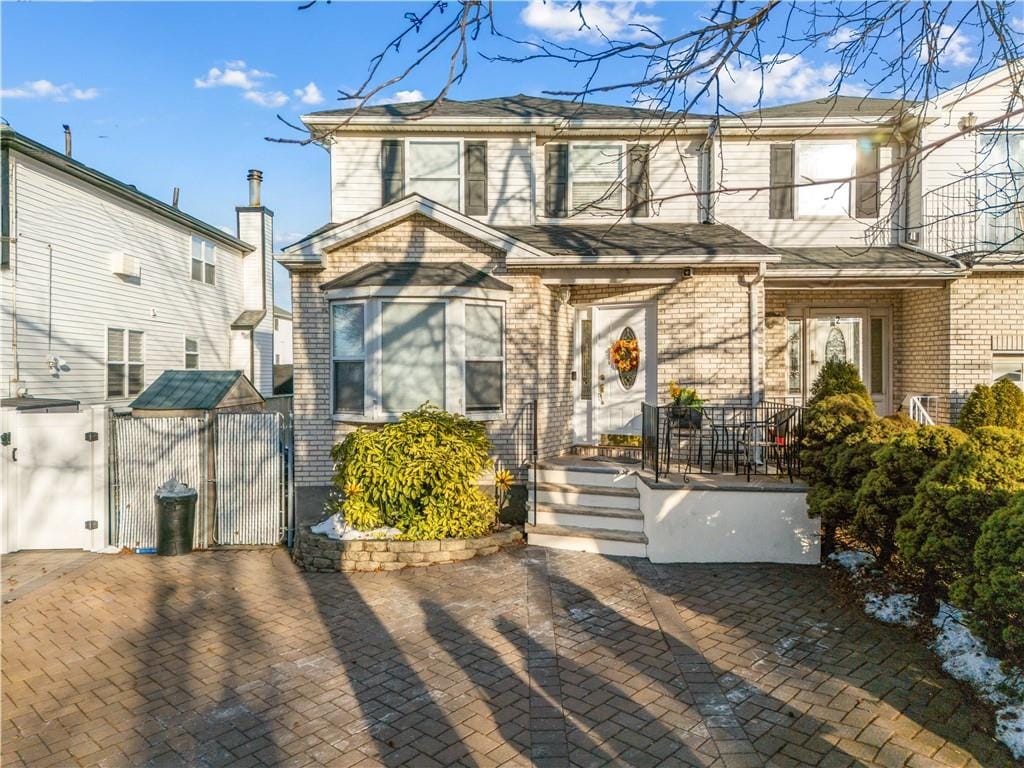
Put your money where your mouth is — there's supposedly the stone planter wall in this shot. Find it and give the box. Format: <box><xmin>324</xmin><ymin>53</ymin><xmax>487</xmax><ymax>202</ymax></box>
<box><xmin>292</xmin><ymin>526</ymin><xmax>524</xmax><ymax>573</ymax></box>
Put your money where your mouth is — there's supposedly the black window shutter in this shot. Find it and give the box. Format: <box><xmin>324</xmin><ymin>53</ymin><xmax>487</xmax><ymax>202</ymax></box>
<box><xmin>464</xmin><ymin>141</ymin><xmax>488</xmax><ymax>216</ymax></box>
<box><xmin>855</xmin><ymin>142</ymin><xmax>880</xmax><ymax>218</ymax></box>
<box><xmin>381</xmin><ymin>139</ymin><xmax>404</xmax><ymax>205</ymax></box>
<box><xmin>545</xmin><ymin>143</ymin><xmax>568</xmax><ymax>218</ymax></box>
<box><xmin>627</xmin><ymin>145</ymin><xmax>650</xmax><ymax>217</ymax></box>
<box><xmin>769</xmin><ymin>144</ymin><xmax>794</xmax><ymax>220</ymax></box>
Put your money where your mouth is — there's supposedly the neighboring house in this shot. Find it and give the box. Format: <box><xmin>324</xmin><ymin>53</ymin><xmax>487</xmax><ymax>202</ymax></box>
<box><xmin>273</xmin><ymin>306</ymin><xmax>293</xmax><ymax>365</ymax></box>
<box><xmin>0</xmin><ymin>128</ymin><xmax>276</xmax><ymax>406</ymax></box>
<box><xmin>278</xmin><ymin>65</ymin><xmax>1023</xmax><ymax>506</ymax></box>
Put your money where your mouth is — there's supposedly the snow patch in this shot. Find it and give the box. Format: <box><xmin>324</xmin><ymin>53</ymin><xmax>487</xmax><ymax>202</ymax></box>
<box><xmin>932</xmin><ymin>602</ymin><xmax>1024</xmax><ymax>759</ymax></box>
<box><xmin>828</xmin><ymin>549</ymin><xmax>875</xmax><ymax>576</ymax></box>
<box><xmin>863</xmin><ymin>592</ymin><xmax>919</xmax><ymax>626</ymax></box>
<box><xmin>311</xmin><ymin>513</ymin><xmax>401</xmax><ymax>541</ymax></box>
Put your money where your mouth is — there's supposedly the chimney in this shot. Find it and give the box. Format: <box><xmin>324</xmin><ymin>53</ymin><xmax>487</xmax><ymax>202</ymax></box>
<box><xmin>62</xmin><ymin>124</ymin><xmax>72</xmax><ymax>157</ymax></box>
<box><xmin>247</xmin><ymin>169</ymin><xmax>263</xmax><ymax>207</ymax></box>
<box><xmin>172</xmin><ymin>187</ymin><xmax>180</xmax><ymax>208</ymax></box>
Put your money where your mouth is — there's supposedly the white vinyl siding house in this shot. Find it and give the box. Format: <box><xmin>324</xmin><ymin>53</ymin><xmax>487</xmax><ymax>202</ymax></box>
<box><xmin>0</xmin><ymin>128</ymin><xmax>276</xmax><ymax>404</ymax></box>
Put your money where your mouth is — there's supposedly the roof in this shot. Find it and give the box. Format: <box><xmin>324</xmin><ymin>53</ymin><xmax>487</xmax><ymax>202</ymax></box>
<box><xmin>0</xmin><ymin>127</ymin><xmax>252</xmax><ymax>253</ymax></box>
<box><xmin>771</xmin><ymin>246</ymin><xmax>956</xmax><ymax>271</ymax></box>
<box><xmin>231</xmin><ymin>309</ymin><xmax>267</xmax><ymax>329</ymax></box>
<box><xmin>306</xmin><ymin>93</ymin><xmax>698</xmax><ymax>122</ymax></box>
<box><xmin>273</xmin><ymin>306</ymin><xmax>292</xmax><ymax>320</ymax></box>
<box><xmin>740</xmin><ymin>96</ymin><xmax>913</xmax><ymax>119</ymax></box>
<box><xmin>321</xmin><ymin>261</ymin><xmax>513</xmax><ymax>292</ymax></box>
<box><xmin>284</xmin><ymin>222</ymin><xmax>339</xmax><ymax>250</ymax></box>
<box><xmin>497</xmin><ymin>222</ymin><xmax>775</xmax><ymax>258</ymax></box>
<box><xmin>1</xmin><ymin>397</ymin><xmax>80</xmax><ymax>412</ymax></box>
<box><xmin>130</xmin><ymin>370</ymin><xmax>257</xmax><ymax>411</ymax></box>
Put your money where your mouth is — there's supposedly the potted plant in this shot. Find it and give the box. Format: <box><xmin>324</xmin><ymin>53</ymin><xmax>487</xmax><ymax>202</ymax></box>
<box><xmin>668</xmin><ymin>382</ymin><xmax>704</xmax><ymax>429</ymax></box>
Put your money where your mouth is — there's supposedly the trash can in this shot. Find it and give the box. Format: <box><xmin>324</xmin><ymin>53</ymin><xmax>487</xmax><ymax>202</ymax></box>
<box><xmin>155</xmin><ymin>478</ymin><xmax>197</xmax><ymax>556</ymax></box>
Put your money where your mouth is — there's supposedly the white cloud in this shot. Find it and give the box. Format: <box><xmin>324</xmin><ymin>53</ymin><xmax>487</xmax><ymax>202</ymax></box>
<box><xmin>243</xmin><ymin>90</ymin><xmax>289</xmax><ymax>108</ymax></box>
<box><xmin>194</xmin><ymin>60</ymin><xmax>272</xmax><ymax>90</ymax></box>
<box><xmin>718</xmin><ymin>55</ymin><xmax>864</xmax><ymax>111</ymax></box>
<box><xmin>1</xmin><ymin>79</ymin><xmax>99</xmax><ymax>101</ymax></box>
<box><xmin>520</xmin><ymin>0</ymin><xmax>661</xmax><ymax>41</ymax></box>
<box><xmin>828</xmin><ymin>27</ymin><xmax>857</xmax><ymax>46</ymax></box>
<box><xmin>1012</xmin><ymin>17</ymin><xmax>1024</xmax><ymax>34</ymax></box>
<box><xmin>919</xmin><ymin>24</ymin><xmax>974</xmax><ymax>67</ymax></box>
<box><xmin>293</xmin><ymin>82</ymin><xmax>324</xmax><ymax>105</ymax></box>
<box><xmin>374</xmin><ymin>89</ymin><xmax>425</xmax><ymax>105</ymax></box>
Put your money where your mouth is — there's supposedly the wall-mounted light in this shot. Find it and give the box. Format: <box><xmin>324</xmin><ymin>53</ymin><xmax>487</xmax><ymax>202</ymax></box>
<box><xmin>558</xmin><ymin>286</ymin><xmax>572</xmax><ymax>306</ymax></box>
<box><xmin>958</xmin><ymin>112</ymin><xmax>977</xmax><ymax>133</ymax></box>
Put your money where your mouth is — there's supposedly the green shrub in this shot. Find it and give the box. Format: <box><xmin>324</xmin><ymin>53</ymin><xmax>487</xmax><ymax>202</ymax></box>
<box><xmin>808</xmin><ymin>359</ymin><xmax>870</xmax><ymax>405</ymax></box>
<box><xmin>952</xmin><ymin>493</ymin><xmax>1024</xmax><ymax>667</ymax></box>
<box><xmin>329</xmin><ymin>405</ymin><xmax>497</xmax><ymax>540</ymax></box>
<box><xmin>800</xmin><ymin>393</ymin><xmax>876</xmax><ymax>487</ymax></box>
<box><xmin>992</xmin><ymin>379</ymin><xmax>1024</xmax><ymax>430</ymax></box>
<box><xmin>853</xmin><ymin>425</ymin><xmax>968</xmax><ymax>566</ymax></box>
<box><xmin>896</xmin><ymin>426</ymin><xmax>1024</xmax><ymax>614</ymax></box>
<box><xmin>808</xmin><ymin>415</ymin><xmax>916</xmax><ymax>555</ymax></box>
<box><xmin>957</xmin><ymin>384</ymin><xmax>997</xmax><ymax>432</ymax></box>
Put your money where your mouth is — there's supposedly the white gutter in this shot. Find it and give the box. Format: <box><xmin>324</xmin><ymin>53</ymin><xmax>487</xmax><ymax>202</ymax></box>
<box><xmin>746</xmin><ymin>262</ymin><xmax>767</xmax><ymax>408</ymax></box>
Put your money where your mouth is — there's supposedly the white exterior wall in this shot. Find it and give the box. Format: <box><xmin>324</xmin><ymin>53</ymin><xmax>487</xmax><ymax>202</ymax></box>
<box><xmin>274</xmin><ymin>315</ymin><xmax>293</xmax><ymax>365</ymax></box>
<box><xmin>714</xmin><ymin>136</ymin><xmax>898</xmax><ymax>248</ymax></box>
<box><xmin>1</xmin><ymin>151</ymin><xmax>249</xmax><ymax>406</ymax></box>
<box><xmin>236</xmin><ymin>208</ymin><xmax>275</xmax><ymax>395</ymax></box>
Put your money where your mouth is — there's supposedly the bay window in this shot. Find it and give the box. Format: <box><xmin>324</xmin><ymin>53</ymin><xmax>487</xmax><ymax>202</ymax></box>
<box><xmin>796</xmin><ymin>142</ymin><xmax>856</xmax><ymax>217</ymax></box>
<box><xmin>407</xmin><ymin>141</ymin><xmax>461</xmax><ymax>210</ymax></box>
<box><xmin>331</xmin><ymin>297</ymin><xmax>505</xmax><ymax>419</ymax></box>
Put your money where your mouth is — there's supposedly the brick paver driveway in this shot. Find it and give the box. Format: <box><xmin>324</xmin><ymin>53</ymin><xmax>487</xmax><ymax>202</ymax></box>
<box><xmin>2</xmin><ymin>547</ymin><xmax>1014</xmax><ymax>767</ymax></box>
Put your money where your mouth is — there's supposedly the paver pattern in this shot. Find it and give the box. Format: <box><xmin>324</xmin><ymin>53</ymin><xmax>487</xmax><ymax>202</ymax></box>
<box><xmin>1</xmin><ymin>546</ymin><xmax>1014</xmax><ymax>767</ymax></box>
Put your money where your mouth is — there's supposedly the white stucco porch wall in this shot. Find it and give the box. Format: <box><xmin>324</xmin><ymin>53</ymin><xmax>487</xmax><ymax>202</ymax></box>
<box><xmin>639</xmin><ymin>479</ymin><xmax>819</xmax><ymax>564</ymax></box>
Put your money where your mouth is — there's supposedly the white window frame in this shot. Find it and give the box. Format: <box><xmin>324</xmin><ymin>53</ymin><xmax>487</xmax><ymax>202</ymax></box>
<box><xmin>993</xmin><ymin>353</ymin><xmax>1024</xmax><ymax>390</ymax></box>
<box><xmin>106</xmin><ymin>327</ymin><xmax>145</xmax><ymax>400</ymax></box>
<box><xmin>464</xmin><ymin>301</ymin><xmax>506</xmax><ymax>414</ymax></box>
<box><xmin>329</xmin><ymin>294</ymin><xmax>506</xmax><ymax>422</ymax></box>
<box><xmin>404</xmin><ymin>138</ymin><xmax>464</xmax><ymax>212</ymax></box>
<box><xmin>190</xmin><ymin>235</ymin><xmax>216</xmax><ymax>285</ymax></box>
<box><xmin>794</xmin><ymin>140</ymin><xmax>855</xmax><ymax>219</ymax></box>
<box><xmin>568</xmin><ymin>141</ymin><xmax>626</xmax><ymax>215</ymax></box>
<box><xmin>184</xmin><ymin>336</ymin><xmax>199</xmax><ymax>369</ymax></box>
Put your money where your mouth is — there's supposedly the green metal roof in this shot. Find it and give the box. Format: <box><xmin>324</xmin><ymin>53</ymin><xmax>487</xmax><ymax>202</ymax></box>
<box><xmin>130</xmin><ymin>370</ymin><xmax>255</xmax><ymax>411</ymax></box>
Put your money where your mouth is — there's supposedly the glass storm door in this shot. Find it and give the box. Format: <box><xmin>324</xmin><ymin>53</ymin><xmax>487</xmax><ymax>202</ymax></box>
<box><xmin>592</xmin><ymin>304</ymin><xmax>648</xmax><ymax>437</ymax></box>
<box><xmin>808</xmin><ymin>316</ymin><xmax>862</xmax><ymax>386</ymax></box>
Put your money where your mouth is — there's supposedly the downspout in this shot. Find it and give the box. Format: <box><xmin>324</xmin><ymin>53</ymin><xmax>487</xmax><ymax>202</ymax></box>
<box><xmin>748</xmin><ymin>261</ymin><xmax>766</xmax><ymax>407</ymax></box>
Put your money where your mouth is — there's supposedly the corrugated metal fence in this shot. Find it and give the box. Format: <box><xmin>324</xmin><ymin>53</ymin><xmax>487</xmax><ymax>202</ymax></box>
<box><xmin>110</xmin><ymin>412</ymin><xmax>291</xmax><ymax>550</ymax></box>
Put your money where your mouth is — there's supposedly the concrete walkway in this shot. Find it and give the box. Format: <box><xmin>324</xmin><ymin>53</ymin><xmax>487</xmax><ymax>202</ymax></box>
<box><xmin>0</xmin><ymin>547</ymin><xmax>1014</xmax><ymax>767</ymax></box>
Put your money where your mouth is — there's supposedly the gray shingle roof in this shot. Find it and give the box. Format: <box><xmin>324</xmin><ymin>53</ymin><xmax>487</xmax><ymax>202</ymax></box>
<box><xmin>739</xmin><ymin>96</ymin><xmax>913</xmax><ymax>119</ymax></box>
<box><xmin>497</xmin><ymin>222</ymin><xmax>774</xmax><ymax>257</ymax></box>
<box><xmin>131</xmin><ymin>370</ymin><xmax>253</xmax><ymax>411</ymax></box>
<box><xmin>321</xmin><ymin>262</ymin><xmax>513</xmax><ymax>291</ymax></box>
<box><xmin>307</xmin><ymin>94</ymin><xmax>700</xmax><ymax>121</ymax></box>
<box><xmin>231</xmin><ymin>309</ymin><xmax>267</xmax><ymax>329</ymax></box>
<box><xmin>771</xmin><ymin>246</ymin><xmax>955</xmax><ymax>270</ymax></box>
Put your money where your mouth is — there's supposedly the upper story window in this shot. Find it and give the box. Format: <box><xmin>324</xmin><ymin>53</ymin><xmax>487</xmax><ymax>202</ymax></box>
<box><xmin>570</xmin><ymin>144</ymin><xmax>623</xmax><ymax>213</ymax></box>
<box><xmin>978</xmin><ymin>131</ymin><xmax>1023</xmax><ymax>252</ymax></box>
<box><xmin>381</xmin><ymin>139</ymin><xmax>489</xmax><ymax>216</ymax></box>
<box><xmin>796</xmin><ymin>142</ymin><xmax>856</xmax><ymax>217</ymax></box>
<box><xmin>408</xmin><ymin>141</ymin><xmax>461</xmax><ymax>210</ymax></box>
<box><xmin>546</xmin><ymin>142</ymin><xmax>649</xmax><ymax>219</ymax></box>
<box><xmin>770</xmin><ymin>140</ymin><xmax>879</xmax><ymax>220</ymax></box>
<box><xmin>107</xmin><ymin>328</ymin><xmax>144</xmax><ymax>399</ymax></box>
<box><xmin>191</xmin><ymin>236</ymin><xmax>216</xmax><ymax>285</ymax></box>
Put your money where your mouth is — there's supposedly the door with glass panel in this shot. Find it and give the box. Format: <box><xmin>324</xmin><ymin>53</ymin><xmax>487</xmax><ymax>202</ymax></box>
<box><xmin>805</xmin><ymin>313</ymin><xmax>889</xmax><ymax>415</ymax></box>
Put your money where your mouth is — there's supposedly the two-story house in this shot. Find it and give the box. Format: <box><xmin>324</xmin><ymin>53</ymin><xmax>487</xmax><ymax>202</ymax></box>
<box><xmin>1</xmin><ymin>127</ymin><xmax>276</xmax><ymax>406</ymax></box>
<box><xmin>278</xmin><ymin>64</ymin><xmax>1023</xmax><ymax>518</ymax></box>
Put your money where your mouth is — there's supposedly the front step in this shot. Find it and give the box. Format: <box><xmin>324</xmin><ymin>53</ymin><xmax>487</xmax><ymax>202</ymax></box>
<box><xmin>534</xmin><ymin>503</ymin><xmax>645</xmax><ymax>532</ymax></box>
<box><xmin>570</xmin><ymin>444</ymin><xmax>642</xmax><ymax>460</ymax></box>
<box><xmin>525</xmin><ymin>523</ymin><xmax>648</xmax><ymax>558</ymax></box>
<box><xmin>532</xmin><ymin>481</ymin><xmax>639</xmax><ymax>510</ymax></box>
<box><xmin>530</xmin><ymin>464</ymin><xmax>636</xmax><ymax>490</ymax></box>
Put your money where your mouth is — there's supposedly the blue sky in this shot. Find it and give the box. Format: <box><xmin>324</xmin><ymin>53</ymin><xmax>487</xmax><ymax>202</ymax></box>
<box><xmin>3</xmin><ymin>1</ymin><xmax>1018</xmax><ymax>309</ymax></box>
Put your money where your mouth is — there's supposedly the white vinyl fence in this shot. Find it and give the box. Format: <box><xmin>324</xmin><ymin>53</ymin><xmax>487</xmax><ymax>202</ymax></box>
<box><xmin>111</xmin><ymin>412</ymin><xmax>289</xmax><ymax>550</ymax></box>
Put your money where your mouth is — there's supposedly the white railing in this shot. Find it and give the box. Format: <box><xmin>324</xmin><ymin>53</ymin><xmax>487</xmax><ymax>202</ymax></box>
<box><xmin>906</xmin><ymin>395</ymin><xmax>937</xmax><ymax>426</ymax></box>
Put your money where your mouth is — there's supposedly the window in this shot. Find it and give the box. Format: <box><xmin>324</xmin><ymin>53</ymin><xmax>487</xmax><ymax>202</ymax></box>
<box><xmin>107</xmin><ymin>328</ymin><xmax>144</xmax><ymax>398</ymax></box>
<box><xmin>407</xmin><ymin>141</ymin><xmax>460</xmax><ymax>210</ymax></box>
<box><xmin>332</xmin><ymin>303</ymin><xmax>365</xmax><ymax>414</ymax></box>
<box><xmin>330</xmin><ymin>297</ymin><xmax>506</xmax><ymax>419</ymax></box>
<box><xmin>570</xmin><ymin>144</ymin><xmax>623</xmax><ymax>213</ymax></box>
<box><xmin>191</xmin><ymin>236</ymin><xmax>216</xmax><ymax>285</ymax></box>
<box><xmin>184</xmin><ymin>337</ymin><xmax>199</xmax><ymax>369</ymax></box>
<box><xmin>978</xmin><ymin>131</ymin><xmax>1024</xmax><ymax>252</ymax></box>
<box><xmin>465</xmin><ymin>304</ymin><xmax>503</xmax><ymax>411</ymax></box>
<box><xmin>994</xmin><ymin>354</ymin><xmax>1024</xmax><ymax>390</ymax></box>
<box><xmin>786</xmin><ymin>319</ymin><xmax>802</xmax><ymax>394</ymax></box>
<box><xmin>796</xmin><ymin>142</ymin><xmax>855</xmax><ymax>217</ymax></box>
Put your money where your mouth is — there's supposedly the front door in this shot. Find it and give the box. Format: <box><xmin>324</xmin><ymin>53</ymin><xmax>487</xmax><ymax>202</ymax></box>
<box><xmin>574</xmin><ymin>304</ymin><xmax>653</xmax><ymax>442</ymax></box>
<box><xmin>805</xmin><ymin>312</ymin><xmax>890</xmax><ymax>415</ymax></box>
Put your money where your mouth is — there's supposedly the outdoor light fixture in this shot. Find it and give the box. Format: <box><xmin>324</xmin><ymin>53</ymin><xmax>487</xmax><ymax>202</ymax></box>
<box><xmin>958</xmin><ymin>112</ymin><xmax>977</xmax><ymax>132</ymax></box>
<box><xmin>558</xmin><ymin>286</ymin><xmax>572</xmax><ymax>305</ymax></box>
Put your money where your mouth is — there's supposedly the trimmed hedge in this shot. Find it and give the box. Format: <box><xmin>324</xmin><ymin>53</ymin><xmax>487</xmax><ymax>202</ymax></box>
<box><xmin>957</xmin><ymin>384</ymin><xmax>996</xmax><ymax>433</ymax></box>
<box><xmin>808</xmin><ymin>359</ymin><xmax>870</xmax><ymax>405</ymax></box>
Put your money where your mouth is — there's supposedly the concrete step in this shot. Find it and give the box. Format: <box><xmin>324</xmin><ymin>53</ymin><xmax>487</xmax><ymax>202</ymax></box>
<box><xmin>525</xmin><ymin>523</ymin><xmax>648</xmax><ymax>558</ymax></box>
<box><xmin>530</xmin><ymin>464</ymin><xmax>636</xmax><ymax>490</ymax></box>
<box><xmin>531</xmin><ymin>481</ymin><xmax>640</xmax><ymax>510</ymax></box>
<box><xmin>534</xmin><ymin>503</ymin><xmax>645</xmax><ymax>532</ymax></box>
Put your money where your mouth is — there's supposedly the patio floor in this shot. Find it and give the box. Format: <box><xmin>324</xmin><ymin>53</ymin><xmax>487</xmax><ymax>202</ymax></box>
<box><xmin>1</xmin><ymin>547</ymin><xmax>1014</xmax><ymax>767</ymax></box>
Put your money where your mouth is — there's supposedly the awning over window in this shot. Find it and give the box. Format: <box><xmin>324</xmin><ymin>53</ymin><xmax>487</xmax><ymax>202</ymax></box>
<box><xmin>320</xmin><ymin>261</ymin><xmax>513</xmax><ymax>292</ymax></box>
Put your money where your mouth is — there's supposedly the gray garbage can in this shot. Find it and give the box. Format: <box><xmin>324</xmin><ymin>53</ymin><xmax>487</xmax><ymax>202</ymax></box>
<box><xmin>155</xmin><ymin>479</ymin><xmax>197</xmax><ymax>556</ymax></box>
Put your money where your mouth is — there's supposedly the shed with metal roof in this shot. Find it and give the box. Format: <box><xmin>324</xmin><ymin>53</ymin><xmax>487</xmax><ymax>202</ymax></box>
<box><xmin>129</xmin><ymin>370</ymin><xmax>264</xmax><ymax>417</ymax></box>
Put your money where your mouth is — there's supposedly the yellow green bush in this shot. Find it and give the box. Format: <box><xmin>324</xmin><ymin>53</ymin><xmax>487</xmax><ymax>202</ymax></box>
<box><xmin>992</xmin><ymin>379</ymin><xmax>1024</xmax><ymax>430</ymax></box>
<box><xmin>957</xmin><ymin>384</ymin><xmax>997</xmax><ymax>433</ymax></box>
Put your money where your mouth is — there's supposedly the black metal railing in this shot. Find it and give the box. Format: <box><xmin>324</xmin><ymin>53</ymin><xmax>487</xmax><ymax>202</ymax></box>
<box><xmin>528</xmin><ymin>398</ymin><xmax>538</xmax><ymax>526</ymax></box>
<box><xmin>642</xmin><ymin>400</ymin><xmax>805</xmax><ymax>483</ymax></box>
<box><xmin>918</xmin><ymin>174</ymin><xmax>1024</xmax><ymax>259</ymax></box>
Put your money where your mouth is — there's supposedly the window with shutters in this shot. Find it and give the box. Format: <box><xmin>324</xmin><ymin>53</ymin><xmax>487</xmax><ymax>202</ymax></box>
<box><xmin>795</xmin><ymin>141</ymin><xmax>856</xmax><ymax>217</ymax></box>
<box><xmin>570</xmin><ymin>144</ymin><xmax>624</xmax><ymax>213</ymax></box>
<box><xmin>107</xmin><ymin>328</ymin><xmax>144</xmax><ymax>399</ymax></box>
<box><xmin>406</xmin><ymin>140</ymin><xmax>461</xmax><ymax>210</ymax></box>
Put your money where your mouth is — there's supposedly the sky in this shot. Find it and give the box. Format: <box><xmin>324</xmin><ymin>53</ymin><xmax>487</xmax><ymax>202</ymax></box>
<box><xmin>3</xmin><ymin>1</ymin><xmax>1020</xmax><ymax>310</ymax></box>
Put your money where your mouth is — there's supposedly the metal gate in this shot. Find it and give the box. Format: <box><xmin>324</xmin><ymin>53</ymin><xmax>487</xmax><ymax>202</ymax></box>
<box><xmin>110</xmin><ymin>411</ymin><xmax>291</xmax><ymax>550</ymax></box>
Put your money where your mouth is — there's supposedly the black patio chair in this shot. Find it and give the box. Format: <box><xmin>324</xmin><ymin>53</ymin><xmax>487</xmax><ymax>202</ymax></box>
<box><xmin>736</xmin><ymin>406</ymin><xmax>801</xmax><ymax>482</ymax></box>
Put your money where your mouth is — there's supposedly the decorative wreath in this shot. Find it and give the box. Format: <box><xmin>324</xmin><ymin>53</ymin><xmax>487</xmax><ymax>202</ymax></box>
<box><xmin>609</xmin><ymin>338</ymin><xmax>640</xmax><ymax>373</ymax></box>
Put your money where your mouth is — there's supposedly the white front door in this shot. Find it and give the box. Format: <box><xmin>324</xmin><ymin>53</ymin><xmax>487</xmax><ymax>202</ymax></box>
<box><xmin>805</xmin><ymin>312</ymin><xmax>890</xmax><ymax>415</ymax></box>
<box><xmin>574</xmin><ymin>304</ymin><xmax>653</xmax><ymax>442</ymax></box>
